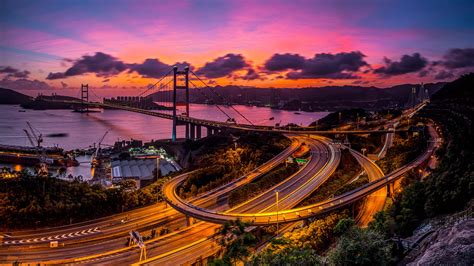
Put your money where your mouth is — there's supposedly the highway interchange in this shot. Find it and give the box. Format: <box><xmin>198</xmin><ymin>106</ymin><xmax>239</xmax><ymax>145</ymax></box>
<box><xmin>0</xmin><ymin>105</ymin><xmax>439</xmax><ymax>265</ymax></box>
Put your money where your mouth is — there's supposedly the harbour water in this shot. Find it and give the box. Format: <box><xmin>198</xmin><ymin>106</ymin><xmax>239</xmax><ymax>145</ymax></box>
<box><xmin>0</xmin><ymin>104</ymin><xmax>328</xmax><ymax>179</ymax></box>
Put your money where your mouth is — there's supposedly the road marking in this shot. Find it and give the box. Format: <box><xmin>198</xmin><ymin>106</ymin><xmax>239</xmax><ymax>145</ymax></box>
<box><xmin>2</xmin><ymin>227</ymin><xmax>102</xmax><ymax>245</ymax></box>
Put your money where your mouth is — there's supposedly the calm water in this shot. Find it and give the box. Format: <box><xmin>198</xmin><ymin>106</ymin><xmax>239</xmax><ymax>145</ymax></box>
<box><xmin>0</xmin><ymin>104</ymin><xmax>327</xmax><ymax>179</ymax></box>
<box><xmin>0</xmin><ymin>104</ymin><xmax>328</xmax><ymax>150</ymax></box>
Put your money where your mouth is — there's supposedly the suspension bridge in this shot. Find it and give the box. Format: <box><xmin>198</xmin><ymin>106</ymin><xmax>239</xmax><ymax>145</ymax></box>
<box><xmin>47</xmin><ymin>66</ymin><xmax>409</xmax><ymax>141</ymax></box>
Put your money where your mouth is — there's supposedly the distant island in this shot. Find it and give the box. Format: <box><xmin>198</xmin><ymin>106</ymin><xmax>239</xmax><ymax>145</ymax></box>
<box><xmin>0</xmin><ymin>88</ymin><xmax>32</xmax><ymax>105</ymax></box>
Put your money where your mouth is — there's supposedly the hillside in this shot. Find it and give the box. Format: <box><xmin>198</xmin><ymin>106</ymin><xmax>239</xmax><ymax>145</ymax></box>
<box><xmin>20</xmin><ymin>94</ymin><xmax>81</xmax><ymax>110</ymax></box>
<box><xmin>0</xmin><ymin>87</ymin><xmax>32</xmax><ymax>104</ymax></box>
<box><xmin>149</xmin><ymin>82</ymin><xmax>445</xmax><ymax>111</ymax></box>
<box><xmin>245</xmin><ymin>73</ymin><xmax>474</xmax><ymax>265</ymax></box>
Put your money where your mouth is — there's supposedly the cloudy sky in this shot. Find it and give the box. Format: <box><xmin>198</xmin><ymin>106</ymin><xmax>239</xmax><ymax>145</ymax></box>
<box><xmin>1</xmin><ymin>0</ymin><xmax>473</xmax><ymax>91</ymax></box>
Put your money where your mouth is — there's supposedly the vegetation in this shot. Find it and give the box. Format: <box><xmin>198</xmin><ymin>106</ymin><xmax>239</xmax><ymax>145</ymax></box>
<box><xmin>249</xmin><ymin>211</ymin><xmax>348</xmax><ymax>265</ymax></box>
<box><xmin>178</xmin><ymin>133</ymin><xmax>290</xmax><ymax>198</ymax></box>
<box><xmin>249</xmin><ymin>247</ymin><xmax>321</xmax><ymax>266</ymax></box>
<box><xmin>310</xmin><ymin>108</ymin><xmax>368</xmax><ymax>129</ymax></box>
<box><xmin>377</xmin><ymin>132</ymin><xmax>427</xmax><ymax>174</ymax></box>
<box><xmin>0</xmin><ymin>171</ymin><xmax>167</xmax><ymax>228</ymax></box>
<box><xmin>377</xmin><ymin>74</ymin><xmax>474</xmax><ymax>237</ymax></box>
<box><xmin>328</xmin><ymin>218</ymin><xmax>393</xmax><ymax>265</ymax></box>
<box><xmin>299</xmin><ymin>150</ymin><xmax>361</xmax><ymax>206</ymax></box>
<box><xmin>245</xmin><ymin>75</ymin><xmax>474</xmax><ymax>265</ymax></box>
<box><xmin>210</xmin><ymin>220</ymin><xmax>257</xmax><ymax>265</ymax></box>
<box><xmin>228</xmin><ymin>162</ymin><xmax>299</xmax><ymax>207</ymax></box>
<box><xmin>349</xmin><ymin>134</ymin><xmax>383</xmax><ymax>155</ymax></box>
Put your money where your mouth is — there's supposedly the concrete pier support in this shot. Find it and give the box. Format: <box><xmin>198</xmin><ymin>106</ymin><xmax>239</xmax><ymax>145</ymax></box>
<box><xmin>386</xmin><ymin>183</ymin><xmax>392</xmax><ymax>198</ymax></box>
<box><xmin>196</xmin><ymin>125</ymin><xmax>202</xmax><ymax>139</ymax></box>
<box><xmin>190</xmin><ymin>124</ymin><xmax>196</xmax><ymax>140</ymax></box>
<box><xmin>185</xmin><ymin>123</ymin><xmax>190</xmax><ymax>140</ymax></box>
<box><xmin>185</xmin><ymin>215</ymin><xmax>194</xmax><ymax>226</ymax></box>
<box><xmin>206</xmin><ymin>126</ymin><xmax>213</xmax><ymax>136</ymax></box>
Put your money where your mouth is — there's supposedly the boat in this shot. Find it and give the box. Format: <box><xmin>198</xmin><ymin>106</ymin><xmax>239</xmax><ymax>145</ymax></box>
<box><xmin>46</xmin><ymin>133</ymin><xmax>69</xmax><ymax>138</ymax></box>
<box><xmin>18</xmin><ymin>109</ymin><xmax>26</xmax><ymax>112</ymax></box>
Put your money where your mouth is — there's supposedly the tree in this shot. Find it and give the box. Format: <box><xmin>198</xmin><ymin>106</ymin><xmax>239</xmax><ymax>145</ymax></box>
<box><xmin>216</xmin><ymin>219</ymin><xmax>256</xmax><ymax>265</ymax></box>
<box><xmin>249</xmin><ymin>247</ymin><xmax>321</xmax><ymax>266</ymax></box>
<box><xmin>368</xmin><ymin>211</ymin><xmax>396</xmax><ymax>238</ymax></box>
<box><xmin>328</xmin><ymin>226</ymin><xmax>393</xmax><ymax>266</ymax></box>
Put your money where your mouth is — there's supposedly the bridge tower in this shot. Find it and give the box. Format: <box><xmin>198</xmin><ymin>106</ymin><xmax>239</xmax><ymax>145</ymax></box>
<box><xmin>172</xmin><ymin>66</ymin><xmax>190</xmax><ymax>142</ymax></box>
<box><xmin>405</xmin><ymin>87</ymin><xmax>417</xmax><ymax>109</ymax></box>
<box><xmin>80</xmin><ymin>84</ymin><xmax>89</xmax><ymax>112</ymax></box>
<box><xmin>417</xmin><ymin>83</ymin><xmax>429</xmax><ymax>102</ymax></box>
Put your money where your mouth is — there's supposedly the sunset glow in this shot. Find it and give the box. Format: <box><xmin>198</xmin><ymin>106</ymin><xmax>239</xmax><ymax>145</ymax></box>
<box><xmin>1</xmin><ymin>0</ymin><xmax>474</xmax><ymax>91</ymax></box>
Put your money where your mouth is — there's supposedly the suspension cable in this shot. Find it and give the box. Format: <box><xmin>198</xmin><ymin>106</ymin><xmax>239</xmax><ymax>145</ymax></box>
<box><xmin>189</xmin><ymin>80</ymin><xmax>233</xmax><ymax>120</ymax></box>
<box><xmin>190</xmin><ymin>70</ymin><xmax>254</xmax><ymax>125</ymax></box>
<box><xmin>137</xmin><ymin>69</ymin><xmax>174</xmax><ymax>97</ymax></box>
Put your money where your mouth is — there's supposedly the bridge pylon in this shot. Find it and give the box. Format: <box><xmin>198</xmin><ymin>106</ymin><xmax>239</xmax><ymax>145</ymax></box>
<box><xmin>80</xmin><ymin>84</ymin><xmax>89</xmax><ymax>112</ymax></box>
<box><xmin>172</xmin><ymin>66</ymin><xmax>190</xmax><ymax>142</ymax></box>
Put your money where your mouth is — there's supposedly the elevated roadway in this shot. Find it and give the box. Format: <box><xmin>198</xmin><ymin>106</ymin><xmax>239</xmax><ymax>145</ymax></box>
<box><xmin>5</xmin><ymin>136</ymin><xmax>337</xmax><ymax>264</ymax></box>
<box><xmin>91</xmin><ymin>136</ymin><xmax>340</xmax><ymax>265</ymax></box>
<box><xmin>0</xmin><ymin>137</ymin><xmax>302</xmax><ymax>261</ymax></box>
<box><xmin>161</xmin><ymin>128</ymin><xmax>436</xmax><ymax>226</ymax></box>
<box><xmin>48</xmin><ymin>99</ymin><xmax>404</xmax><ymax>135</ymax></box>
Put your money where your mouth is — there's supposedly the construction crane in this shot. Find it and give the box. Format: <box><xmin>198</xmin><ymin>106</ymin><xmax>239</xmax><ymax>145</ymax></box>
<box><xmin>23</xmin><ymin>122</ymin><xmax>51</xmax><ymax>176</ymax></box>
<box><xmin>91</xmin><ymin>130</ymin><xmax>109</xmax><ymax>168</ymax></box>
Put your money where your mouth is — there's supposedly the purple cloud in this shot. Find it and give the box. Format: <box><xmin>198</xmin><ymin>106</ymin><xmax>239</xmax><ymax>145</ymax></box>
<box><xmin>434</xmin><ymin>70</ymin><xmax>455</xmax><ymax>80</ymax></box>
<box><xmin>46</xmin><ymin>52</ymin><xmax>127</xmax><ymax>79</ymax></box>
<box><xmin>196</xmin><ymin>54</ymin><xmax>249</xmax><ymax>78</ymax></box>
<box><xmin>264</xmin><ymin>53</ymin><xmax>306</xmax><ymax>71</ymax></box>
<box><xmin>441</xmin><ymin>48</ymin><xmax>474</xmax><ymax>69</ymax></box>
<box><xmin>128</xmin><ymin>59</ymin><xmax>192</xmax><ymax>78</ymax></box>
<box><xmin>0</xmin><ymin>66</ymin><xmax>30</xmax><ymax>78</ymax></box>
<box><xmin>264</xmin><ymin>51</ymin><xmax>367</xmax><ymax>79</ymax></box>
<box><xmin>0</xmin><ymin>77</ymin><xmax>52</xmax><ymax>90</ymax></box>
<box><xmin>127</xmin><ymin>58</ymin><xmax>171</xmax><ymax>78</ymax></box>
<box><xmin>374</xmin><ymin>53</ymin><xmax>428</xmax><ymax>76</ymax></box>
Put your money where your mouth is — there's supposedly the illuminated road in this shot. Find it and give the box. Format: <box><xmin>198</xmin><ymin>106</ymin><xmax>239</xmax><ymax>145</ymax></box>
<box><xmin>122</xmin><ymin>136</ymin><xmax>339</xmax><ymax>265</ymax></box>
<box><xmin>0</xmin><ymin>137</ymin><xmax>303</xmax><ymax>262</ymax></box>
<box><xmin>158</xmin><ymin>127</ymin><xmax>437</xmax><ymax>226</ymax></box>
<box><xmin>355</xmin><ymin>121</ymin><xmax>397</xmax><ymax>226</ymax></box>
<box><xmin>351</xmin><ymin>149</ymin><xmax>385</xmax><ymax>226</ymax></box>
<box><xmin>38</xmin><ymin>136</ymin><xmax>336</xmax><ymax>265</ymax></box>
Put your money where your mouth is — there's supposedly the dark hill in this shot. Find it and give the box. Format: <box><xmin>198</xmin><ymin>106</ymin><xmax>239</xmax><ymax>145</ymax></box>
<box><xmin>0</xmin><ymin>88</ymin><xmax>32</xmax><ymax>104</ymax></box>
<box><xmin>21</xmin><ymin>94</ymin><xmax>81</xmax><ymax>110</ymax></box>
<box><xmin>149</xmin><ymin>82</ymin><xmax>446</xmax><ymax>111</ymax></box>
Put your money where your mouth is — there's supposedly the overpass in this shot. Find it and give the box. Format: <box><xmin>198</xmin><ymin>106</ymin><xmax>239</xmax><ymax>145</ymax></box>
<box><xmin>162</xmin><ymin>126</ymin><xmax>437</xmax><ymax>225</ymax></box>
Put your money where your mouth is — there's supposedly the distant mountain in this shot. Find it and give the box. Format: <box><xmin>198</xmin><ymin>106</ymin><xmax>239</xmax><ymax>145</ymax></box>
<box><xmin>149</xmin><ymin>82</ymin><xmax>446</xmax><ymax>111</ymax></box>
<box><xmin>0</xmin><ymin>88</ymin><xmax>32</xmax><ymax>105</ymax></box>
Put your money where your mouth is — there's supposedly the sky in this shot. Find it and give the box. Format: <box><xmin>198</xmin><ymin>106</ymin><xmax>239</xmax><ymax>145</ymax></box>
<box><xmin>1</xmin><ymin>0</ymin><xmax>474</xmax><ymax>92</ymax></box>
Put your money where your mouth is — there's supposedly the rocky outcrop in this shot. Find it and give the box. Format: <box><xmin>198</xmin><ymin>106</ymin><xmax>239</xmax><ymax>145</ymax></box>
<box><xmin>405</xmin><ymin>217</ymin><xmax>473</xmax><ymax>265</ymax></box>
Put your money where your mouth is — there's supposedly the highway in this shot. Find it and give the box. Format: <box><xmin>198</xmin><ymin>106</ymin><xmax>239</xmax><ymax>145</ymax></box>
<box><xmin>351</xmin><ymin>149</ymin><xmax>385</xmax><ymax>226</ymax></box>
<box><xmin>126</xmin><ymin>136</ymin><xmax>340</xmax><ymax>265</ymax></box>
<box><xmin>0</xmin><ymin>117</ymin><xmax>435</xmax><ymax>264</ymax></box>
<box><xmin>44</xmin><ymin>136</ymin><xmax>338</xmax><ymax>265</ymax></box>
<box><xmin>159</xmin><ymin>126</ymin><xmax>437</xmax><ymax>226</ymax></box>
<box><xmin>0</xmin><ymin>137</ymin><xmax>303</xmax><ymax>262</ymax></box>
<box><xmin>355</xmin><ymin>121</ymin><xmax>397</xmax><ymax>226</ymax></box>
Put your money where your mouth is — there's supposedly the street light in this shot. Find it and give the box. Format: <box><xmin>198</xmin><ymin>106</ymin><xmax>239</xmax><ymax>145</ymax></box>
<box><xmin>275</xmin><ymin>189</ymin><xmax>280</xmax><ymax>232</ymax></box>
